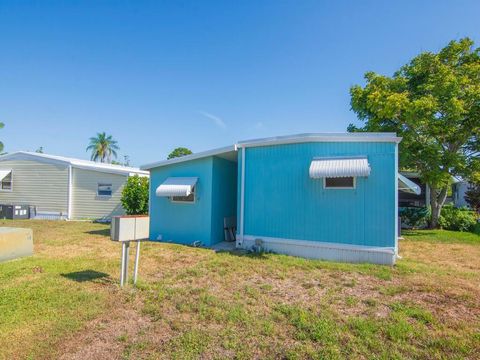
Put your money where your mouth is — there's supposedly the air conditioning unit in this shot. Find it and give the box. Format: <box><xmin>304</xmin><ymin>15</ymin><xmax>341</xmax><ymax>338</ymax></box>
<box><xmin>0</xmin><ymin>204</ymin><xmax>30</xmax><ymax>220</ymax></box>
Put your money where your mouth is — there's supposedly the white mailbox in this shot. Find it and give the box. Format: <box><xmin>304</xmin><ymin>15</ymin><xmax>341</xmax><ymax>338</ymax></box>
<box><xmin>110</xmin><ymin>216</ymin><xmax>149</xmax><ymax>287</ymax></box>
<box><xmin>110</xmin><ymin>216</ymin><xmax>149</xmax><ymax>242</ymax></box>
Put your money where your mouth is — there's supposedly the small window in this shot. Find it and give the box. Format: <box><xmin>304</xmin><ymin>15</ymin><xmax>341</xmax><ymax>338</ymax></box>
<box><xmin>97</xmin><ymin>183</ymin><xmax>112</xmax><ymax>196</ymax></box>
<box><xmin>324</xmin><ymin>177</ymin><xmax>355</xmax><ymax>189</ymax></box>
<box><xmin>1</xmin><ymin>172</ymin><xmax>12</xmax><ymax>191</ymax></box>
<box><xmin>171</xmin><ymin>187</ymin><xmax>195</xmax><ymax>203</ymax></box>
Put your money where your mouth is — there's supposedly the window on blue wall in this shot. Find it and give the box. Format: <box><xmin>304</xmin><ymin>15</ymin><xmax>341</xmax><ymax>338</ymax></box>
<box><xmin>324</xmin><ymin>177</ymin><xmax>355</xmax><ymax>189</ymax></box>
<box><xmin>171</xmin><ymin>186</ymin><xmax>195</xmax><ymax>203</ymax></box>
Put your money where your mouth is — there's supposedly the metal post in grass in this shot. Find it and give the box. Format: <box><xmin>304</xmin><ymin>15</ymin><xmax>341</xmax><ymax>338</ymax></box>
<box><xmin>120</xmin><ymin>242</ymin><xmax>126</xmax><ymax>286</ymax></box>
<box><xmin>124</xmin><ymin>241</ymin><xmax>130</xmax><ymax>285</ymax></box>
<box><xmin>133</xmin><ymin>240</ymin><xmax>141</xmax><ymax>285</ymax></box>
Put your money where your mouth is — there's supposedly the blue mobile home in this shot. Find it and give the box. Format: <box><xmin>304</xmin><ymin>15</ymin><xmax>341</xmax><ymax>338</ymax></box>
<box><xmin>142</xmin><ymin>133</ymin><xmax>414</xmax><ymax>265</ymax></box>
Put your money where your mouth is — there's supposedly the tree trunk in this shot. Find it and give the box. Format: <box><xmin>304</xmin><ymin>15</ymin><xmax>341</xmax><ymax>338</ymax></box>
<box><xmin>429</xmin><ymin>186</ymin><xmax>448</xmax><ymax>229</ymax></box>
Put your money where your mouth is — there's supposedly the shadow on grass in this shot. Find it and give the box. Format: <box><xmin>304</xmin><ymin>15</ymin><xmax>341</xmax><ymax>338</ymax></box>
<box><xmin>85</xmin><ymin>228</ymin><xmax>111</xmax><ymax>236</ymax></box>
<box><xmin>61</xmin><ymin>270</ymin><xmax>110</xmax><ymax>283</ymax></box>
<box><xmin>401</xmin><ymin>230</ymin><xmax>431</xmax><ymax>237</ymax></box>
<box><xmin>217</xmin><ymin>249</ymin><xmax>278</xmax><ymax>260</ymax></box>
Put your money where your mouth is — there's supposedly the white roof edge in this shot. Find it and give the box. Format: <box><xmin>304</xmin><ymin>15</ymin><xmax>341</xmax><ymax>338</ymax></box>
<box><xmin>141</xmin><ymin>145</ymin><xmax>237</xmax><ymax>170</ymax></box>
<box><xmin>237</xmin><ymin>132</ymin><xmax>401</xmax><ymax>148</ymax></box>
<box><xmin>398</xmin><ymin>173</ymin><xmax>421</xmax><ymax>195</ymax></box>
<box><xmin>141</xmin><ymin>133</ymin><xmax>401</xmax><ymax>170</ymax></box>
<box><xmin>0</xmin><ymin>151</ymin><xmax>148</xmax><ymax>176</ymax></box>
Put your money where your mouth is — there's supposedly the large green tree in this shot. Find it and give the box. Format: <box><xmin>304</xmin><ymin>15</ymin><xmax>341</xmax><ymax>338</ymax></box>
<box><xmin>349</xmin><ymin>38</ymin><xmax>480</xmax><ymax>228</ymax></box>
<box><xmin>167</xmin><ymin>147</ymin><xmax>192</xmax><ymax>159</ymax></box>
<box><xmin>86</xmin><ymin>132</ymin><xmax>120</xmax><ymax>163</ymax></box>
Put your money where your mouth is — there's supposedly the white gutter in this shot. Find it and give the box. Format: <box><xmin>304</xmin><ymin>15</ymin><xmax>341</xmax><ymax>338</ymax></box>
<box><xmin>394</xmin><ymin>143</ymin><xmax>399</xmax><ymax>256</ymax></box>
<box><xmin>141</xmin><ymin>145</ymin><xmax>236</xmax><ymax>170</ymax></box>
<box><xmin>237</xmin><ymin>133</ymin><xmax>402</xmax><ymax>148</ymax></box>
<box><xmin>238</xmin><ymin>146</ymin><xmax>246</xmax><ymax>247</ymax></box>
<box><xmin>67</xmin><ymin>165</ymin><xmax>73</xmax><ymax>220</ymax></box>
<box><xmin>148</xmin><ymin>170</ymin><xmax>152</xmax><ymax>239</ymax></box>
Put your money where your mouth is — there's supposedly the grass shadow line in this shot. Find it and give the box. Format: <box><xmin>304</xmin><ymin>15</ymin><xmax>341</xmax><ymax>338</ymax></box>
<box><xmin>61</xmin><ymin>270</ymin><xmax>110</xmax><ymax>283</ymax></box>
<box><xmin>85</xmin><ymin>228</ymin><xmax>111</xmax><ymax>236</ymax></box>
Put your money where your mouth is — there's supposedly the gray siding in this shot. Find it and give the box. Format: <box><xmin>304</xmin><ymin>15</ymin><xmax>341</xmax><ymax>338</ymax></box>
<box><xmin>0</xmin><ymin>159</ymin><xmax>68</xmax><ymax>213</ymax></box>
<box><xmin>71</xmin><ymin>168</ymin><xmax>126</xmax><ymax>219</ymax></box>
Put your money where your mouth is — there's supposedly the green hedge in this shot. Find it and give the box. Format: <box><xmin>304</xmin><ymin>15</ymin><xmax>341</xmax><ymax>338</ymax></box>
<box><xmin>400</xmin><ymin>205</ymin><xmax>479</xmax><ymax>232</ymax></box>
<box><xmin>439</xmin><ymin>205</ymin><xmax>477</xmax><ymax>232</ymax></box>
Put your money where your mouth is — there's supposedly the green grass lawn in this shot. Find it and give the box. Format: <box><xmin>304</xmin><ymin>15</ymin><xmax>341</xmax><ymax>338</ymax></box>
<box><xmin>0</xmin><ymin>220</ymin><xmax>479</xmax><ymax>359</ymax></box>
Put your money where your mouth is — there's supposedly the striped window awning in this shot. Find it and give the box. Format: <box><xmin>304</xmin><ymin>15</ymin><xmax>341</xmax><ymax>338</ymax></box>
<box><xmin>309</xmin><ymin>157</ymin><xmax>371</xmax><ymax>178</ymax></box>
<box><xmin>156</xmin><ymin>177</ymin><xmax>198</xmax><ymax>197</ymax></box>
<box><xmin>0</xmin><ymin>169</ymin><xmax>11</xmax><ymax>181</ymax></box>
<box><xmin>398</xmin><ymin>173</ymin><xmax>421</xmax><ymax>195</ymax></box>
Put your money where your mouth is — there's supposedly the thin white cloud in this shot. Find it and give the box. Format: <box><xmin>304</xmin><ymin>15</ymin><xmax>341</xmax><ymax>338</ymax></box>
<box><xmin>198</xmin><ymin>111</ymin><xmax>226</xmax><ymax>129</ymax></box>
<box><xmin>253</xmin><ymin>121</ymin><xmax>264</xmax><ymax>129</ymax></box>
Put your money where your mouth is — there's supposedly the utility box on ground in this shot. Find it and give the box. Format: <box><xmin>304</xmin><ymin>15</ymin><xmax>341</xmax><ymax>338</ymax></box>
<box><xmin>0</xmin><ymin>227</ymin><xmax>33</xmax><ymax>263</ymax></box>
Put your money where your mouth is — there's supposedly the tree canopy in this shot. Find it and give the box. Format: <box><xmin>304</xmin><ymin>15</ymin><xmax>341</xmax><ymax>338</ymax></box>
<box><xmin>86</xmin><ymin>132</ymin><xmax>120</xmax><ymax>163</ymax></box>
<box><xmin>349</xmin><ymin>38</ymin><xmax>480</xmax><ymax>227</ymax></box>
<box><xmin>167</xmin><ymin>147</ymin><xmax>192</xmax><ymax>159</ymax></box>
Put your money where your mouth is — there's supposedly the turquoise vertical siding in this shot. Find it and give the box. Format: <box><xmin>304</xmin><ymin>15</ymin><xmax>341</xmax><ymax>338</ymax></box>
<box><xmin>149</xmin><ymin>140</ymin><xmax>396</xmax><ymax>251</ymax></box>
<box><xmin>241</xmin><ymin>142</ymin><xmax>396</xmax><ymax>248</ymax></box>
<box><xmin>149</xmin><ymin>157</ymin><xmax>214</xmax><ymax>246</ymax></box>
<box><xmin>211</xmin><ymin>157</ymin><xmax>237</xmax><ymax>244</ymax></box>
<box><xmin>149</xmin><ymin>156</ymin><xmax>237</xmax><ymax>247</ymax></box>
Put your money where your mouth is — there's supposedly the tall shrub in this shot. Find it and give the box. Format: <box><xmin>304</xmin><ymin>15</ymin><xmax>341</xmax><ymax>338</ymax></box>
<box><xmin>121</xmin><ymin>175</ymin><xmax>149</xmax><ymax>215</ymax></box>
<box><xmin>438</xmin><ymin>205</ymin><xmax>477</xmax><ymax>232</ymax></box>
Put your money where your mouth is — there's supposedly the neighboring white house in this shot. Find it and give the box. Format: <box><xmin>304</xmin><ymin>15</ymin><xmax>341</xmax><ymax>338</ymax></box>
<box><xmin>0</xmin><ymin>152</ymin><xmax>148</xmax><ymax>220</ymax></box>
<box><xmin>452</xmin><ymin>180</ymin><xmax>471</xmax><ymax>208</ymax></box>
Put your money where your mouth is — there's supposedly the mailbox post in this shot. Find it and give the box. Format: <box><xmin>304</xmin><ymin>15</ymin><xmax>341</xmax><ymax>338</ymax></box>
<box><xmin>110</xmin><ymin>215</ymin><xmax>149</xmax><ymax>287</ymax></box>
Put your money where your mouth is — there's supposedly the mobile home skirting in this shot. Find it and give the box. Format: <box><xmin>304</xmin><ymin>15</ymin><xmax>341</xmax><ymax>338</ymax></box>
<box><xmin>240</xmin><ymin>235</ymin><xmax>396</xmax><ymax>265</ymax></box>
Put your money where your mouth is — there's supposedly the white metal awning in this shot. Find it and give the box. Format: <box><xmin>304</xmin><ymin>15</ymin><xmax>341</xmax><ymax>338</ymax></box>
<box><xmin>156</xmin><ymin>177</ymin><xmax>198</xmax><ymax>197</ymax></box>
<box><xmin>398</xmin><ymin>173</ymin><xmax>421</xmax><ymax>195</ymax></box>
<box><xmin>0</xmin><ymin>169</ymin><xmax>11</xmax><ymax>181</ymax></box>
<box><xmin>309</xmin><ymin>157</ymin><xmax>371</xmax><ymax>178</ymax></box>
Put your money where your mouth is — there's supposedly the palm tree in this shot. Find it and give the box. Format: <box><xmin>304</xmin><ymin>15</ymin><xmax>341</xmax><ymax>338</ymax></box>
<box><xmin>0</xmin><ymin>122</ymin><xmax>4</xmax><ymax>153</ymax></box>
<box><xmin>86</xmin><ymin>132</ymin><xmax>119</xmax><ymax>163</ymax></box>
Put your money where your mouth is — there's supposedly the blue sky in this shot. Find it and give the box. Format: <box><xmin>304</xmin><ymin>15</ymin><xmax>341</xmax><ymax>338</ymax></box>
<box><xmin>1</xmin><ymin>1</ymin><xmax>479</xmax><ymax>166</ymax></box>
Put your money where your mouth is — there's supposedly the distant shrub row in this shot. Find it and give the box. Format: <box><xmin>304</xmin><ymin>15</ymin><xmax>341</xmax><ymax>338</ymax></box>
<box><xmin>438</xmin><ymin>205</ymin><xmax>477</xmax><ymax>232</ymax></box>
<box><xmin>400</xmin><ymin>205</ymin><xmax>478</xmax><ymax>233</ymax></box>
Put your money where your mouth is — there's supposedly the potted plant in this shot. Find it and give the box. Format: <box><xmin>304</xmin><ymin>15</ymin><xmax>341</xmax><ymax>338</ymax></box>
<box><xmin>111</xmin><ymin>175</ymin><xmax>149</xmax><ymax>241</ymax></box>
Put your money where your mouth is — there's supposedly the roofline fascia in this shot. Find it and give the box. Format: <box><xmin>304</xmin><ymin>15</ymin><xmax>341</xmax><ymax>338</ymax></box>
<box><xmin>0</xmin><ymin>151</ymin><xmax>148</xmax><ymax>176</ymax></box>
<box><xmin>237</xmin><ymin>133</ymin><xmax>402</xmax><ymax>148</ymax></box>
<box><xmin>71</xmin><ymin>164</ymin><xmax>148</xmax><ymax>176</ymax></box>
<box><xmin>141</xmin><ymin>145</ymin><xmax>237</xmax><ymax>170</ymax></box>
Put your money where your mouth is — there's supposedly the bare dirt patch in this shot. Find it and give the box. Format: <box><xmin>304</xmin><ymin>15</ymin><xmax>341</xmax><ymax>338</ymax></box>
<box><xmin>57</xmin><ymin>296</ymin><xmax>152</xmax><ymax>360</ymax></box>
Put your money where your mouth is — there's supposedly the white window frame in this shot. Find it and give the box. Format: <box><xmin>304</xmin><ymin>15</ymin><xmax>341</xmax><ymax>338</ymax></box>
<box><xmin>97</xmin><ymin>183</ymin><xmax>113</xmax><ymax>197</ymax></box>
<box><xmin>170</xmin><ymin>186</ymin><xmax>196</xmax><ymax>204</ymax></box>
<box><xmin>323</xmin><ymin>176</ymin><xmax>356</xmax><ymax>189</ymax></box>
<box><xmin>0</xmin><ymin>170</ymin><xmax>13</xmax><ymax>192</ymax></box>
